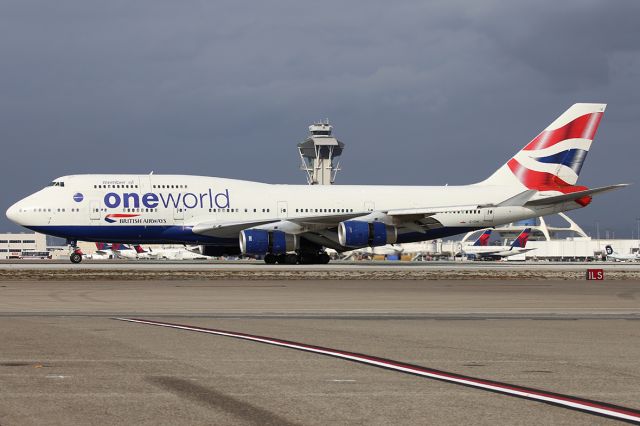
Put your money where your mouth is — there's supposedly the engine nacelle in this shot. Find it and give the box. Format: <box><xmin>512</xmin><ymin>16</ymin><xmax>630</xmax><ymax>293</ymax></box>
<box><xmin>338</xmin><ymin>221</ymin><xmax>397</xmax><ymax>247</ymax></box>
<box><xmin>239</xmin><ymin>230</ymin><xmax>299</xmax><ymax>255</ymax></box>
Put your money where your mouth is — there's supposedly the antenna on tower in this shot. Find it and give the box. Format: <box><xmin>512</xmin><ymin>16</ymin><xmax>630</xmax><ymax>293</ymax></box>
<box><xmin>297</xmin><ymin>120</ymin><xmax>345</xmax><ymax>185</ymax></box>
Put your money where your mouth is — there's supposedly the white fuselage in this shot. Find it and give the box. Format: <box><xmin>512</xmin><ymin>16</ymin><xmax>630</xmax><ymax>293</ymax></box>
<box><xmin>462</xmin><ymin>245</ymin><xmax>532</xmax><ymax>258</ymax></box>
<box><xmin>607</xmin><ymin>253</ymin><xmax>640</xmax><ymax>262</ymax></box>
<box><xmin>5</xmin><ymin>174</ymin><xmax>580</xmax><ymax>252</ymax></box>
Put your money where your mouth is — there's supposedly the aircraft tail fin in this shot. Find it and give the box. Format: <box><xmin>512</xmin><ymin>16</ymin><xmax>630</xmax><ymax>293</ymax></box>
<box><xmin>480</xmin><ymin>104</ymin><xmax>606</xmax><ymax>191</ymax></box>
<box><xmin>605</xmin><ymin>245</ymin><xmax>614</xmax><ymax>256</ymax></box>
<box><xmin>134</xmin><ymin>245</ymin><xmax>146</xmax><ymax>254</ymax></box>
<box><xmin>511</xmin><ymin>228</ymin><xmax>531</xmax><ymax>249</ymax></box>
<box><xmin>473</xmin><ymin>230</ymin><xmax>492</xmax><ymax>246</ymax></box>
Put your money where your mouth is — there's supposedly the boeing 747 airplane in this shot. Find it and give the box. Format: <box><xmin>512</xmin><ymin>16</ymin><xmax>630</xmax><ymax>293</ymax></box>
<box><xmin>6</xmin><ymin>104</ymin><xmax>626</xmax><ymax>264</ymax></box>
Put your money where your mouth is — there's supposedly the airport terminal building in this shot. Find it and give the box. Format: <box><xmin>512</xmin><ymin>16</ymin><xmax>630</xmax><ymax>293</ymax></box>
<box><xmin>0</xmin><ymin>232</ymin><xmax>48</xmax><ymax>259</ymax></box>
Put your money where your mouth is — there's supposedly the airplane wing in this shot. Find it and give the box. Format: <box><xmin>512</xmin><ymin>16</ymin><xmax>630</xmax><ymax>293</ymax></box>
<box><xmin>191</xmin><ymin>212</ymin><xmax>369</xmax><ymax>238</ymax></box>
<box><xmin>191</xmin><ymin>206</ymin><xmax>481</xmax><ymax>251</ymax></box>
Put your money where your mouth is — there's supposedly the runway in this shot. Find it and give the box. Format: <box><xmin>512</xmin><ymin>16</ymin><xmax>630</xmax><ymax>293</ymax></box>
<box><xmin>2</xmin><ymin>259</ymin><xmax>640</xmax><ymax>271</ymax></box>
<box><xmin>1</xmin><ymin>276</ymin><xmax>639</xmax><ymax>424</ymax></box>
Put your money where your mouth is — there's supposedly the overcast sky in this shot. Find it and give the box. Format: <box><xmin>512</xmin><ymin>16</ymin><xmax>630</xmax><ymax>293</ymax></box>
<box><xmin>1</xmin><ymin>0</ymin><xmax>639</xmax><ymax>237</ymax></box>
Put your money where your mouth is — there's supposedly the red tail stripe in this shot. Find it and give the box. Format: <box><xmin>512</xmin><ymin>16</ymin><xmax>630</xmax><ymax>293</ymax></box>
<box><xmin>523</xmin><ymin>112</ymin><xmax>602</xmax><ymax>151</ymax></box>
<box><xmin>507</xmin><ymin>159</ymin><xmax>587</xmax><ymax>194</ymax></box>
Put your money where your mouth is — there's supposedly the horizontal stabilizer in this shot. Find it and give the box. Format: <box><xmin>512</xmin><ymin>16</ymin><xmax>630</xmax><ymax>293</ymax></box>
<box><xmin>497</xmin><ymin>190</ymin><xmax>537</xmax><ymax>207</ymax></box>
<box><xmin>525</xmin><ymin>184</ymin><xmax>628</xmax><ymax>206</ymax></box>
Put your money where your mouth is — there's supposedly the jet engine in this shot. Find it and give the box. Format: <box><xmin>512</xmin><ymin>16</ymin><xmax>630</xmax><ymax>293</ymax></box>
<box><xmin>239</xmin><ymin>229</ymin><xmax>299</xmax><ymax>255</ymax></box>
<box><xmin>338</xmin><ymin>221</ymin><xmax>397</xmax><ymax>247</ymax></box>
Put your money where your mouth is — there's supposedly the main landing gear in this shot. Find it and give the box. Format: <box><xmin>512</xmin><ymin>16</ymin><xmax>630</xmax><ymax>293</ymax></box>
<box><xmin>264</xmin><ymin>251</ymin><xmax>331</xmax><ymax>265</ymax></box>
<box><xmin>67</xmin><ymin>240</ymin><xmax>83</xmax><ymax>264</ymax></box>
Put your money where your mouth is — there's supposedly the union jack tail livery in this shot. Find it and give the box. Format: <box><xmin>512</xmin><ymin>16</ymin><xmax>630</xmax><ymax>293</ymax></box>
<box><xmin>482</xmin><ymin>104</ymin><xmax>605</xmax><ymax>197</ymax></box>
<box><xmin>510</xmin><ymin>228</ymin><xmax>531</xmax><ymax>249</ymax></box>
<box><xmin>473</xmin><ymin>229</ymin><xmax>492</xmax><ymax>246</ymax></box>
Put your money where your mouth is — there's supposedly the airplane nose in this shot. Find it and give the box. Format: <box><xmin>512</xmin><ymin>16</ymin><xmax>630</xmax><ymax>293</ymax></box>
<box><xmin>6</xmin><ymin>202</ymin><xmax>21</xmax><ymax>224</ymax></box>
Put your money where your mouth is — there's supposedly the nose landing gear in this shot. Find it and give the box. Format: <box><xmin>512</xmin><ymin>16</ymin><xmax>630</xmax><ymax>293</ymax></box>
<box><xmin>67</xmin><ymin>240</ymin><xmax>83</xmax><ymax>264</ymax></box>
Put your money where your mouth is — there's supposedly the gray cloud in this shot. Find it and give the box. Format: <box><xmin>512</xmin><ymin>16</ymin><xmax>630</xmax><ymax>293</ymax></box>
<box><xmin>1</xmin><ymin>0</ymin><xmax>639</xmax><ymax>236</ymax></box>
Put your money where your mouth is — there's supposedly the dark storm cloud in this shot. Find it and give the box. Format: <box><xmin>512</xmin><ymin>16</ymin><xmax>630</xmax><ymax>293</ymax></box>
<box><xmin>1</xmin><ymin>0</ymin><xmax>639</xmax><ymax>235</ymax></box>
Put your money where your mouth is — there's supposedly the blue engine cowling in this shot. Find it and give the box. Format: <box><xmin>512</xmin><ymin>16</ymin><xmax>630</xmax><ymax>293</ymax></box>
<box><xmin>239</xmin><ymin>230</ymin><xmax>299</xmax><ymax>255</ymax></box>
<box><xmin>338</xmin><ymin>221</ymin><xmax>397</xmax><ymax>247</ymax></box>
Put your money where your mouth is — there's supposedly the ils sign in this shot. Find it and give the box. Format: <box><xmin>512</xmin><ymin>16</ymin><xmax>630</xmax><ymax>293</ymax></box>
<box><xmin>586</xmin><ymin>269</ymin><xmax>604</xmax><ymax>280</ymax></box>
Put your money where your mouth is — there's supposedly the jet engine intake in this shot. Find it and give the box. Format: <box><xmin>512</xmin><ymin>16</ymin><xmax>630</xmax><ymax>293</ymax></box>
<box><xmin>239</xmin><ymin>229</ymin><xmax>299</xmax><ymax>255</ymax></box>
<box><xmin>338</xmin><ymin>221</ymin><xmax>397</xmax><ymax>247</ymax></box>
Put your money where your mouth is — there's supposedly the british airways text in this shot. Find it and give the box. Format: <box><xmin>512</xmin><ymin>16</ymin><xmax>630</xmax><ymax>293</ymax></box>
<box><xmin>104</xmin><ymin>189</ymin><xmax>230</xmax><ymax>210</ymax></box>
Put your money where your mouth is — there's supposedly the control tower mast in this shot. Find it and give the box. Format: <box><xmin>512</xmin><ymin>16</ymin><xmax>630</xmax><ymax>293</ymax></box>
<box><xmin>297</xmin><ymin>120</ymin><xmax>345</xmax><ymax>185</ymax></box>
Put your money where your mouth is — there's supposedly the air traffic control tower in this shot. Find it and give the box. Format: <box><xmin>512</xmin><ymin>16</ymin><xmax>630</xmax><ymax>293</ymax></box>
<box><xmin>297</xmin><ymin>121</ymin><xmax>345</xmax><ymax>185</ymax></box>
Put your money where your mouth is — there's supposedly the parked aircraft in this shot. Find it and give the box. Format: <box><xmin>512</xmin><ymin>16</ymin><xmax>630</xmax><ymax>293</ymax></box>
<box><xmin>6</xmin><ymin>104</ymin><xmax>625</xmax><ymax>264</ymax></box>
<box><xmin>109</xmin><ymin>243</ymin><xmax>140</xmax><ymax>260</ymax></box>
<box><xmin>462</xmin><ymin>228</ymin><xmax>534</xmax><ymax>259</ymax></box>
<box><xmin>83</xmin><ymin>242</ymin><xmax>115</xmax><ymax>260</ymax></box>
<box><xmin>605</xmin><ymin>245</ymin><xmax>640</xmax><ymax>262</ymax></box>
<box><xmin>137</xmin><ymin>245</ymin><xmax>211</xmax><ymax>260</ymax></box>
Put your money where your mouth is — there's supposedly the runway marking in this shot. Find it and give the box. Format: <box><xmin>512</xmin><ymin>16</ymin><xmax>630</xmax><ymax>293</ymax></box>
<box><xmin>115</xmin><ymin>317</ymin><xmax>640</xmax><ymax>424</ymax></box>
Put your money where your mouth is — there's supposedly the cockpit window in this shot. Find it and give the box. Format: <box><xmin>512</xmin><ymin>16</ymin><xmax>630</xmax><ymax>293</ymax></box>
<box><xmin>49</xmin><ymin>181</ymin><xmax>65</xmax><ymax>187</ymax></box>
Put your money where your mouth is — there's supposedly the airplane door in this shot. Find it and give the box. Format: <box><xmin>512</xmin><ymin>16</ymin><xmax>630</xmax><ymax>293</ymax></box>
<box><xmin>174</xmin><ymin>207</ymin><xmax>184</xmax><ymax>221</ymax></box>
<box><xmin>364</xmin><ymin>201</ymin><xmax>375</xmax><ymax>212</ymax></box>
<box><xmin>90</xmin><ymin>201</ymin><xmax>101</xmax><ymax>220</ymax></box>
<box><xmin>483</xmin><ymin>208</ymin><xmax>494</xmax><ymax>223</ymax></box>
<box><xmin>277</xmin><ymin>201</ymin><xmax>288</xmax><ymax>219</ymax></box>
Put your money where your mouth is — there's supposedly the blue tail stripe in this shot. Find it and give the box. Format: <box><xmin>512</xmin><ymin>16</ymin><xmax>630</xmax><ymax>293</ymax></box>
<box><xmin>535</xmin><ymin>149</ymin><xmax>588</xmax><ymax>175</ymax></box>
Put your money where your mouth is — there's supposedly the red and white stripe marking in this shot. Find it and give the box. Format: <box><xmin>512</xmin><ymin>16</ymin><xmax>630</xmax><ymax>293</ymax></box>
<box><xmin>115</xmin><ymin>317</ymin><xmax>640</xmax><ymax>423</ymax></box>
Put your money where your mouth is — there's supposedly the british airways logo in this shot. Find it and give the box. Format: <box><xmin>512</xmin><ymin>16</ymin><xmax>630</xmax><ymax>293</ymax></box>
<box><xmin>103</xmin><ymin>188</ymin><xmax>230</xmax><ymax>210</ymax></box>
<box><xmin>105</xmin><ymin>213</ymin><xmax>140</xmax><ymax>223</ymax></box>
<box><xmin>73</xmin><ymin>193</ymin><xmax>84</xmax><ymax>202</ymax></box>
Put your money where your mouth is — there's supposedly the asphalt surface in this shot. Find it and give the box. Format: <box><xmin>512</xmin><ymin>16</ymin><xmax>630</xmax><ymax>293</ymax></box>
<box><xmin>1</xmin><ymin>276</ymin><xmax>639</xmax><ymax>425</ymax></box>
<box><xmin>2</xmin><ymin>259</ymin><xmax>640</xmax><ymax>271</ymax></box>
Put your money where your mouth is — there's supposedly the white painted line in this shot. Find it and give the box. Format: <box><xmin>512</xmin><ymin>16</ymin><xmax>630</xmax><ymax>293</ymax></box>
<box><xmin>115</xmin><ymin>317</ymin><xmax>640</xmax><ymax>423</ymax></box>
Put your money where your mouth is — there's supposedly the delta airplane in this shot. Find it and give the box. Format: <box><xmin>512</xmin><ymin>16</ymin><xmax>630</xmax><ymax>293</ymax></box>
<box><xmin>605</xmin><ymin>245</ymin><xmax>640</xmax><ymax>262</ymax></box>
<box><xmin>462</xmin><ymin>228</ymin><xmax>535</xmax><ymax>259</ymax></box>
<box><xmin>111</xmin><ymin>243</ymin><xmax>144</xmax><ymax>260</ymax></box>
<box><xmin>5</xmin><ymin>104</ymin><xmax>626</xmax><ymax>264</ymax></box>
<box><xmin>144</xmin><ymin>246</ymin><xmax>212</xmax><ymax>260</ymax></box>
<box><xmin>83</xmin><ymin>243</ymin><xmax>116</xmax><ymax>260</ymax></box>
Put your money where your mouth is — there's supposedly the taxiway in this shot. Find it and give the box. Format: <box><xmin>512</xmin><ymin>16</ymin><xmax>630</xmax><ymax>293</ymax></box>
<box><xmin>1</xmin><ymin>273</ymin><xmax>638</xmax><ymax>425</ymax></box>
